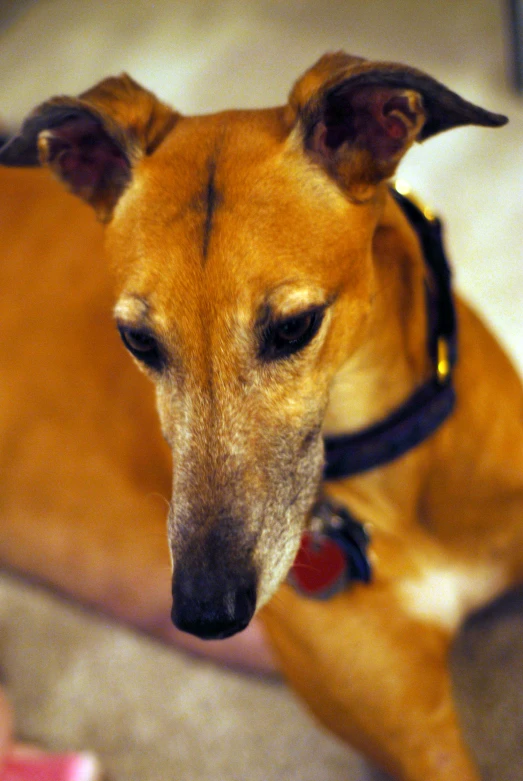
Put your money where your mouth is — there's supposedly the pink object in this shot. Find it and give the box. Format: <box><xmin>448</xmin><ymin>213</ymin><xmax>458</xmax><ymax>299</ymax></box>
<box><xmin>0</xmin><ymin>752</ymin><xmax>100</xmax><ymax>781</ymax></box>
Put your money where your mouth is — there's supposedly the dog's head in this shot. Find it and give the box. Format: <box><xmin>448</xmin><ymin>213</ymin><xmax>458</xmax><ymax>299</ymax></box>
<box><xmin>0</xmin><ymin>53</ymin><xmax>506</xmax><ymax>639</ymax></box>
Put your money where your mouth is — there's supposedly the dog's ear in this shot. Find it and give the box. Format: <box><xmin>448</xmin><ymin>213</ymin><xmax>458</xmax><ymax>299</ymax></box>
<box><xmin>288</xmin><ymin>52</ymin><xmax>507</xmax><ymax>196</ymax></box>
<box><xmin>0</xmin><ymin>75</ymin><xmax>179</xmax><ymax>221</ymax></box>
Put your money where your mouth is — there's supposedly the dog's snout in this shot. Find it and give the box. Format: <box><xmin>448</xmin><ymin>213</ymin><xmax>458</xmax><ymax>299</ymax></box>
<box><xmin>171</xmin><ymin>566</ymin><xmax>257</xmax><ymax>640</ymax></box>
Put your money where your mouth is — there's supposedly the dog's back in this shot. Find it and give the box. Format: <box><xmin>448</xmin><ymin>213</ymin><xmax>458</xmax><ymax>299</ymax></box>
<box><xmin>0</xmin><ymin>167</ymin><xmax>173</xmax><ymax>625</ymax></box>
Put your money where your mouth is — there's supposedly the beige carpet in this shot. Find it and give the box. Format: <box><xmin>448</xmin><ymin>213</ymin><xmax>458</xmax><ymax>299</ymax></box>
<box><xmin>0</xmin><ymin>1</ymin><xmax>522</xmax><ymax>779</ymax></box>
<box><xmin>1</xmin><ymin>571</ymin><xmax>523</xmax><ymax>781</ymax></box>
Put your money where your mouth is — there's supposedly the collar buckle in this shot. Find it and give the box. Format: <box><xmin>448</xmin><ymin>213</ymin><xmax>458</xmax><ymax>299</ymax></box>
<box><xmin>437</xmin><ymin>336</ymin><xmax>451</xmax><ymax>384</ymax></box>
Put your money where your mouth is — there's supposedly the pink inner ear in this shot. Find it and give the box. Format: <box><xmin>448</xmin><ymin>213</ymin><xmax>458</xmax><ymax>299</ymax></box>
<box><xmin>314</xmin><ymin>85</ymin><xmax>423</xmax><ymax>164</ymax></box>
<box><xmin>43</xmin><ymin>116</ymin><xmax>129</xmax><ymax>196</ymax></box>
<box><xmin>350</xmin><ymin>87</ymin><xmax>414</xmax><ymax>159</ymax></box>
<box><xmin>381</xmin><ymin>94</ymin><xmax>418</xmax><ymax>139</ymax></box>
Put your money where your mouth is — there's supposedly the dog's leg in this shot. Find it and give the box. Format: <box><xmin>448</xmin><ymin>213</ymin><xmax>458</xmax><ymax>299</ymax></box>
<box><xmin>261</xmin><ymin>533</ymin><xmax>482</xmax><ymax>781</ymax></box>
<box><xmin>263</xmin><ymin>591</ymin><xmax>477</xmax><ymax>780</ymax></box>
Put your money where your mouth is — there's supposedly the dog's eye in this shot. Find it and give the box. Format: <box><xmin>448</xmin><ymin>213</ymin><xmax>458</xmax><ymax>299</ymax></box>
<box><xmin>260</xmin><ymin>308</ymin><xmax>324</xmax><ymax>361</ymax></box>
<box><xmin>117</xmin><ymin>326</ymin><xmax>164</xmax><ymax>370</ymax></box>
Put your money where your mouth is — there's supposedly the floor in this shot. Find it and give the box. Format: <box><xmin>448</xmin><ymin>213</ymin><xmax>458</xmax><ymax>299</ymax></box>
<box><xmin>0</xmin><ymin>1</ymin><xmax>522</xmax><ymax>780</ymax></box>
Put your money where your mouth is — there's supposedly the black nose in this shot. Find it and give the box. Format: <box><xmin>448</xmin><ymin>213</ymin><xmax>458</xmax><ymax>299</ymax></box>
<box><xmin>171</xmin><ymin>569</ymin><xmax>257</xmax><ymax>640</ymax></box>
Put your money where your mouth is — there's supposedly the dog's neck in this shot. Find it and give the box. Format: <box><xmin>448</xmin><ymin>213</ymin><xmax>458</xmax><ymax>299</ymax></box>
<box><xmin>323</xmin><ymin>188</ymin><xmax>431</xmax><ymax>438</ymax></box>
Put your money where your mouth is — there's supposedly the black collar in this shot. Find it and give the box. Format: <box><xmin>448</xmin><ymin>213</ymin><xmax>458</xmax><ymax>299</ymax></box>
<box><xmin>323</xmin><ymin>182</ymin><xmax>457</xmax><ymax>481</ymax></box>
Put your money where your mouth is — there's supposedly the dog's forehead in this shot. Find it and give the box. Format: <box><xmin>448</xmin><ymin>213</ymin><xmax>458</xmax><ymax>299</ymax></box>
<box><xmin>138</xmin><ymin>107</ymin><xmax>294</xmax><ymax>209</ymax></box>
<box><xmin>108</xmin><ymin>107</ymin><xmax>373</xmax><ymax>320</ymax></box>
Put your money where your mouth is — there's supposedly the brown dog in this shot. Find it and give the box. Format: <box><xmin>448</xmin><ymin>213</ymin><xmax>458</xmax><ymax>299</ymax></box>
<box><xmin>1</xmin><ymin>52</ymin><xmax>522</xmax><ymax>780</ymax></box>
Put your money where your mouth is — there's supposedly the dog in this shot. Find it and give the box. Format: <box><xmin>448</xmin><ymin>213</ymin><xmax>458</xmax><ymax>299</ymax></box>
<box><xmin>1</xmin><ymin>52</ymin><xmax>521</xmax><ymax>780</ymax></box>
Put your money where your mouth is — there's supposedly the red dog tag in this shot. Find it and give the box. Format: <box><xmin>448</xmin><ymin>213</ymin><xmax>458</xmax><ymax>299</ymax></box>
<box><xmin>288</xmin><ymin>531</ymin><xmax>348</xmax><ymax>599</ymax></box>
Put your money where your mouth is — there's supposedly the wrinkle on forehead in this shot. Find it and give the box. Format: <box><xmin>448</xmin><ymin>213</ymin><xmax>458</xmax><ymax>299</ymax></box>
<box><xmin>201</xmin><ymin>156</ymin><xmax>222</xmax><ymax>264</ymax></box>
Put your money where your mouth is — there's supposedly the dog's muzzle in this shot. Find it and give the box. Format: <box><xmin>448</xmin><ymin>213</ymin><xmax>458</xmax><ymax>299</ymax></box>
<box><xmin>171</xmin><ymin>564</ymin><xmax>257</xmax><ymax>640</ymax></box>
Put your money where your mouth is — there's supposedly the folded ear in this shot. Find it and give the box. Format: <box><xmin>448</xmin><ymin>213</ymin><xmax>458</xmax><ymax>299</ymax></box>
<box><xmin>0</xmin><ymin>75</ymin><xmax>179</xmax><ymax>221</ymax></box>
<box><xmin>288</xmin><ymin>52</ymin><xmax>508</xmax><ymax>197</ymax></box>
